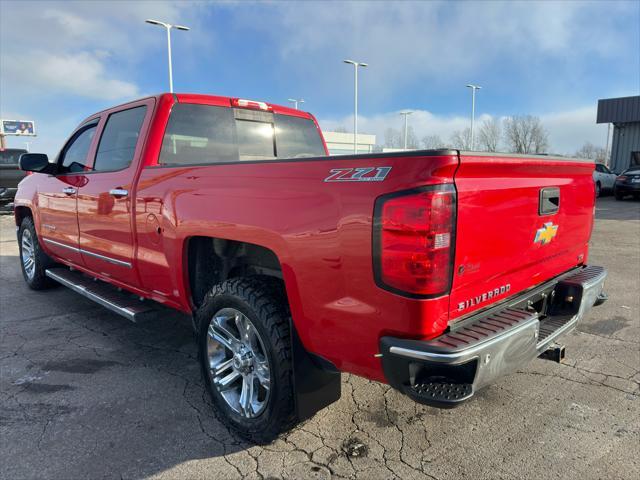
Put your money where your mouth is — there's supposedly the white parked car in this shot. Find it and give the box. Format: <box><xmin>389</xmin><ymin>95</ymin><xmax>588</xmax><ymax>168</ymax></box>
<box><xmin>593</xmin><ymin>163</ymin><xmax>616</xmax><ymax>197</ymax></box>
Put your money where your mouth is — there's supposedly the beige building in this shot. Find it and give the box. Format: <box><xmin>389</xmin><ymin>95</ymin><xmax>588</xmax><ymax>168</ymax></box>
<box><xmin>322</xmin><ymin>131</ymin><xmax>376</xmax><ymax>155</ymax></box>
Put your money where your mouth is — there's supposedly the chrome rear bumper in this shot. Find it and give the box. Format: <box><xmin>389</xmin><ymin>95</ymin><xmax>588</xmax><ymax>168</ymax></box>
<box><xmin>380</xmin><ymin>265</ymin><xmax>607</xmax><ymax>407</ymax></box>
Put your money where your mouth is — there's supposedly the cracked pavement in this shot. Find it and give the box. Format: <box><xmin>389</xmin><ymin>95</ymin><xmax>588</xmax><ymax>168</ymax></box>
<box><xmin>1</xmin><ymin>197</ymin><xmax>639</xmax><ymax>479</ymax></box>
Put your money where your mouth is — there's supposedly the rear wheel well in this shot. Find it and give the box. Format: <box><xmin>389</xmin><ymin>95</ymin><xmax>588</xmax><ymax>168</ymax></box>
<box><xmin>14</xmin><ymin>206</ymin><xmax>32</xmax><ymax>227</ymax></box>
<box><xmin>187</xmin><ymin>236</ymin><xmax>284</xmax><ymax>308</ymax></box>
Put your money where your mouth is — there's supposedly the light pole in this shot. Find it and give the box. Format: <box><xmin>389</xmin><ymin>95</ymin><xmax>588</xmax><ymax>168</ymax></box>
<box><xmin>466</xmin><ymin>84</ymin><xmax>482</xmax><ymax>150</ymax></box>
<box><xmin>399</xmin><ymin>111</ymin><xmax>413</xmax><ymax>150</ymax></box>
<box><xmin>288</xmin><ymin>98</ymin><xmax>305</xmax><ymax>110</ymax></box>
<box><xmin>344</xmin><ymin>59</ymin><xmax>368</xmax><ymax>154</ymax></box>
<box><xmin>146</xmin><ymin>19</ymin><xmax>190</xmax><ymax>93</ymax></box>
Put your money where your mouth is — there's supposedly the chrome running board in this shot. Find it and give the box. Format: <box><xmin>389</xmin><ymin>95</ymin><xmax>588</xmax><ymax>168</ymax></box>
<box><xmin>45</xmin><ymin>268</ymin><xmax>155</xmax><ymax>322</ymax></box>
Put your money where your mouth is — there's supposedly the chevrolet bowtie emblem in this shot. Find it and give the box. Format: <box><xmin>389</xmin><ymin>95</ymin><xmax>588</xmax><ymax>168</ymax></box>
<box><xmin>534</xmin><ymin>222</ymin><xmax>558</xmax><ymax>245</ymax></box>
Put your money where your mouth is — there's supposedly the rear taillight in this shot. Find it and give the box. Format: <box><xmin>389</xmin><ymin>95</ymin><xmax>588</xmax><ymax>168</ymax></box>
<box><xmin>373</xmin><ymin>185</ymin><xmax>455</xmax><ymax>297</ymax></box>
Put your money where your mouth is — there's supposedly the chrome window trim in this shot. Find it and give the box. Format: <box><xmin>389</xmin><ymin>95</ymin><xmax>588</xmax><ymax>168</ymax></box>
<box><xmin>43</xmin><ymin>238</ymin><xmax>132</xmax><ymax>268</ymax></box>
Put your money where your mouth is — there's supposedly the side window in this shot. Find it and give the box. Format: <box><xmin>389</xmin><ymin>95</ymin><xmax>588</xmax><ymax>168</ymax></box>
<box><xmin>93</xmin><ymin>106</ymin><xmax>147</xmax><ymax>172</ymax></box>
<box><xmin>59</xmin><ymin>124</ymin><xmax>97</xmax><ymax>173</ymax></box>
<box><xmin>603</xmin><ymin>165</ymin><xmax>613</xmax><ymax>174</ymax></box>
<box><xmin>274</xmin><ymin>114</ymin><xmax>326</xmax><ymax>158</ymax></box>
<box><xmin>595</xmin><ymin>164</ymin><xmax>603</xmax><ymax>173</ymax></box>
<box><xmin>159</xmin><ymin>104</ymin><xmax>238</xmax><ymax>165</ymax></box>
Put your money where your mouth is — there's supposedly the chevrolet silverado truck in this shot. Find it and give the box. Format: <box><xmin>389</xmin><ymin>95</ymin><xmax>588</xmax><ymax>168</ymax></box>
<box><xmin>14</xmin><ymin>93</ymin><xmax>607</xmax><ymax>442</ymax></box>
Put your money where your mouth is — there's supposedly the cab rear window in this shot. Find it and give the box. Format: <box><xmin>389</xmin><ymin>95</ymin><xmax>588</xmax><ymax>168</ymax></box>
<box><xmin>159</xmin><ymin>104</ymin><xmax>325</xmax><ymax>166</ymax></box>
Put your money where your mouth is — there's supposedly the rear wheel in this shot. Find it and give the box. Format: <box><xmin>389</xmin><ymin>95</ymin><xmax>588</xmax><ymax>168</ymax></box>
<box><xmin>196</xmin><ymin>277</ymin><xmax>296</xmax><ymax>443</ymax></box>
<box><xmin>18</xmin><ymin>217</ymin><xmax>56</xmax><ymax>290</ymax></box>
<box><xmin>595</xmin><ymin>181</ymin><xmax>601</xmax><ymax>198</ymax></box>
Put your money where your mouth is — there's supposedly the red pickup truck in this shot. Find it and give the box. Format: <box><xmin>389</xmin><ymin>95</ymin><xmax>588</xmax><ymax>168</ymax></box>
<box><xmin>14</xmin><ymin>93</ymin><xmax>607</xmax><ymax>442</ymax></box>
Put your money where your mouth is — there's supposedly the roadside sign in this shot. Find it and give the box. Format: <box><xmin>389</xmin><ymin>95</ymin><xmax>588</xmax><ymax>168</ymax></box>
<box><xmin>0</xmin><ymin>120</ymin><xmax>36</xmax><ymax>136</ymax></box>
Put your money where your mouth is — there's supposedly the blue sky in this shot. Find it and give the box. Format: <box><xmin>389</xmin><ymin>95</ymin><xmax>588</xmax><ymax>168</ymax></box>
<box><xmin>1</xmin><ymin>0</ymin><xmax>639</xmax><ymax>155</ymax></box>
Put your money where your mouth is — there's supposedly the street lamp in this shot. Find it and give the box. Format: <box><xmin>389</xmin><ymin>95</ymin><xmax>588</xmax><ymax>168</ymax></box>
<box><xmin>344</xmin><ymin>59</ymin><xmax>368</xmax><ymax>154</ymax></box>
<box><xmin>466</xmin><ymin>84</ymin><xmax>482</xmax><ymax>150</ymax></box>
<box><xmin>288</xmin><ymin>98</ymin><xmax>305</xmax><ymax>110</ymax></box>
<box><xmin>399</xmin><ymin>111</ymin><xmax>413</xmax><ymax>150</ymax></box>
<box><xmin>146</xmin><ymin>19</ymin><xmax>190</xmax><ymax>93</ymax></box>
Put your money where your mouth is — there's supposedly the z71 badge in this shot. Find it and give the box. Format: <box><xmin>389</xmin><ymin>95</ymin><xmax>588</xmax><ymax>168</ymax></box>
<box><xmin>324</xmin><ymin>166</ymin><xmax>392</xmax><ymax>183</ymax></box>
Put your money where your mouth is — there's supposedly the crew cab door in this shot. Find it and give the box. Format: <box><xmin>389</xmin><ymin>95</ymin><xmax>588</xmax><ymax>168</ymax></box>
<box><xmin>76</xmin><ymin>99</ymin><xmax>154</xmax><ymax>287</ymax></box>
<box><xmin>37</xmin><ymin>120</ymin><xmax>99</xmax><ymax>266</ymax></box>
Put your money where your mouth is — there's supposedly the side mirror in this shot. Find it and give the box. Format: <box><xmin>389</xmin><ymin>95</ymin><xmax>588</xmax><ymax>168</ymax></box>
<box><xmin>19</xmin><ymin>153</ymin><xmax>56</xmax><ymax>174</ymax></box>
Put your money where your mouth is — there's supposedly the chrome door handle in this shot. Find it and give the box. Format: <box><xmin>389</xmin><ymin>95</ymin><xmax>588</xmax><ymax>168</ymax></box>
<box><xmin>62</xmin><ymin>187</ymin><xmax>77</xmax><ymax>195</ymax></box>
<box><xmin>109</xmin><ymin>188</ymin><xmax>128</xmax><ymax>198</ymax></box>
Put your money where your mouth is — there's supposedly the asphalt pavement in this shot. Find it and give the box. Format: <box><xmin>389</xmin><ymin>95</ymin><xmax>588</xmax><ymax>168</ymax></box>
<box><xmin>1</xmin><ymin>196</ymin><xmax>639</xmax><ymax>480</ymax></box>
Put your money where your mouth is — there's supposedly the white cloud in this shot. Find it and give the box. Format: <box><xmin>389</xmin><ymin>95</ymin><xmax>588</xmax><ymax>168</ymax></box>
<box><xmin>0</xmin><ymin>0</ymin><xmax>202</xmax><ymax>153</ymax></box>
<box><xmin>542</xmin><ymin>106</ymin><xmax>607</xmax><ymax>154</ymax></box>
<box><xmin>239</xmin><ymin>1</ymin><xmax>637</xmax><ymax>101</ymax></box>
<box><xmin>4</xmin><ymin>51</ymin><xmax>139</xmax><ymax>100</ymax></box>
<box><xmin>0</xmin><ymin>0</ymin><xmax>199</xmax><ymax>103</ymax></box>
<box><xmin>320</xmin><ymin>105</ymin><xmax>607</xmax><ymax>154</ymax></box>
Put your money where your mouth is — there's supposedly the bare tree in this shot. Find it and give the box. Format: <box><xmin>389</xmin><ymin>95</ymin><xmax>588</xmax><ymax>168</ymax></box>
<box><xmin>333</xmin><ymin>125</ymin><xmax>348</xmax><ymax>133</ymax></box>
<box><xmin>449</xmin><ymin>128</ymin><xmax>472</xmax><ymax>150</ymax></box>
<box><xmin>575</xmin><ymin>142</ymin><xmax>607</xmax><ymax>162</ymax></box>
<box><xmin>384</xmin><ymin>128</ymin><xmax>402</xmax><ymax>148</ymax></box>
<box><xmin>405</xmin><ymin>125</ymin><xmax>419</xmax><ymax>149</ymax></box>
<box><xmin>421</xmin><ymin>135</ymin><xmax>448</xmax><ymax>149</ymax></box>
<box><xmin>477</xmin><ymin>118</ymin><xmax>501</xmax><ymax>152</ymax></box>
<box><xmin>503</xmin><ymin>115</ymin><xmax>549</xmax><ymax>154</ymax></box>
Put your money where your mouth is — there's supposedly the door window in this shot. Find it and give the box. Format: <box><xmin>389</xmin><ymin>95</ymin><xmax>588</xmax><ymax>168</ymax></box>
<box><xmin>59</xmin><ymin>124</ymin><xmax>97</xmax><ymax>173</ymax></box>
<box><xmin>93</xmin><ymin>106</ymin><xmax>147</xmax><ymax>172</ymax></box>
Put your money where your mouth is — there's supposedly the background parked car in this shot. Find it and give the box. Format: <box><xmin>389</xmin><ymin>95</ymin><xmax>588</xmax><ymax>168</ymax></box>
<box><xmin>0</xmin><ymin>148</ymin><xmax>28</xmax><ymax>212</ymax></box>
<box><xmin>593</xmin><ymin>163</ymin><xmax>616</xmax><ymax>197</ymax></box>
<box><xmin>614</xmin><ymin>167</ymin><xmax>640</xmax><ymax>200</ymax></box>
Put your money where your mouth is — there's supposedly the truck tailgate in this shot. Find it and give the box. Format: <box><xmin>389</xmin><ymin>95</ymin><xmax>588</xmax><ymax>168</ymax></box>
<box><xmin>449</xmin><ymin>153</ymin><xmax>595</xmax><ymax>321</ymax></box>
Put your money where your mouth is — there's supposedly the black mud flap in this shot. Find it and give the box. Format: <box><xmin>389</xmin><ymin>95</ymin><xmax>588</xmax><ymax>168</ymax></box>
<box><xmin>291</xmin><ymin>326</ymin><xmax>341</xmax><ymax>421</ymax></box>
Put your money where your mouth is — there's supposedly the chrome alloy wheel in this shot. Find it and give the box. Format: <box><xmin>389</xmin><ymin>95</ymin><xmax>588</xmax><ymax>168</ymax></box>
<box><xmin>21</xmin><ymin>229</ymin><xmax>36</xmax><ymax>280</ymax></box>
<box><xmin>207</xmin><ymin>308</ymin><xmax>271</xmax><ymax>418</ymax></box>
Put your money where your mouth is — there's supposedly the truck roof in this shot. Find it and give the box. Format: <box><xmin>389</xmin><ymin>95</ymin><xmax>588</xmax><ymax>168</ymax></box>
<box><xmin>88</xmin><ymin>93</ymin><xmax>315</xmax><ymax>121</ymax></box>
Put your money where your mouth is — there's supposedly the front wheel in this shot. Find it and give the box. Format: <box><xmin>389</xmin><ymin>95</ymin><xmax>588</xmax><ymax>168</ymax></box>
<box><xmin>595</xmin><ymin>182</ymin><xmax>601</xmax><ymax>198</ymax></box>
<box><xmin>196</xmin><ymin>277</ymin><xmax>296</xmax><ymax>443</ymax></box>
<box><xmin>18</xmin><ymin>217</ymin><xmax>56</xmax><ymax>290</ymax></box>
<box><xmin>614</xmin><ymin>190</ymin><xmax>624</xmax><ymax>201</ymax></box>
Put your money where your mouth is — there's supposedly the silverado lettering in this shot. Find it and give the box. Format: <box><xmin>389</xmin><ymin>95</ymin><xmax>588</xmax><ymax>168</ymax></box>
<box><xmin>458</xmin><ymin>284</ymin><xmax>511</xmax><ymax>311</ymax></box>
<box><xmin>14</xmin><ymin>93</ymin><xmax>607</xmax><ymax>443</ymax></box>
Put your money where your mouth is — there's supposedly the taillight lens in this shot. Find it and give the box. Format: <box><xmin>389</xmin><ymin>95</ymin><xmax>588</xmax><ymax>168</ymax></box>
<box><xmin>374</xmin><ymin>186</ymin><xmax>455</xmax><ymax>297</ymax></box>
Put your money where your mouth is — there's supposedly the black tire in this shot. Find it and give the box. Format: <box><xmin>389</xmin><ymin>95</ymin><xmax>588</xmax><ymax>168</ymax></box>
<box><xmin>595</xmin><ymin>182</ymin><xmax>601</xmax><ymax>198</ymax></box>
<box><xmin>18</xmin><ymin>217</ymin><xmax>56</xmax><ymax>290</ymax></box>
<box><xmin>614</xmin><ymin>190</ymin><xmax>624</xmax><ymax>201</ymax></box>
<box><xmin>196</xmin><ymin>277</ymin><xmax>296</xmax><ymax>443</ymax></box>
